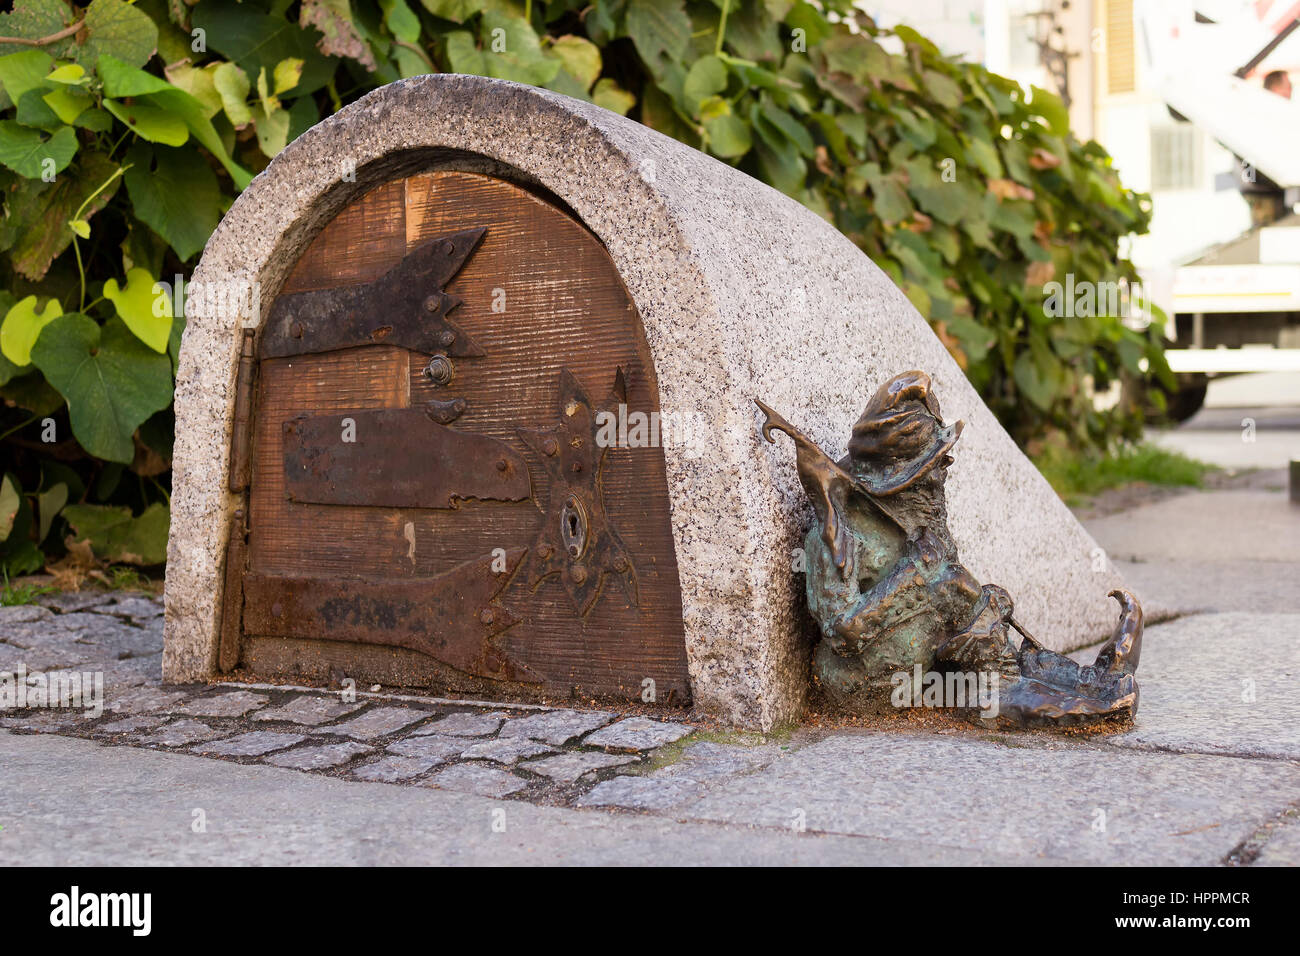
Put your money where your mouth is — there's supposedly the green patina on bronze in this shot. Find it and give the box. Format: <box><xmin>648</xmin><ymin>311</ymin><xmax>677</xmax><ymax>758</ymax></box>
<box><xmin>758</xmin><ymin>371</ymin><xmax>1142</xmax><ymax>728</ymax></box>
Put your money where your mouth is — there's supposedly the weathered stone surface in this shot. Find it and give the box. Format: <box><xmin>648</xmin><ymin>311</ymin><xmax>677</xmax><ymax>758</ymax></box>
<box><xmin>36</xmin><ymin>591</ymin><xmax>114</xmax><ymax>613</ymax></box>
<box><xmin>523</xmin><ymin>751</ymin><xmax>638</xmax><ymax>783</ymax></box>
<box><xmin>139</xmin><ymin>719</ymin><xmax>219</xmax><ymax>747</ymax></box>
<box><xmin>317</xmin><ymin>706</ymin><xmax>430</xmax><ymax>740</ymax></box>
<box><xmin>424</xmin><ymin>763</ymin><xmax>528</xmax><ymax>797</ymax></box>
<box><xmin>1255</xmin><ymin>819</ymin><xmax>1300</xmax><ymax>866</ymax></box>
<box><xmin>177</xmin><ymin>691</ymin><xmax>268</xmax><ymax>718</ymax></box>
<box><xmin>578</xmin><ymin>775</ymin><xmax>704</xmax><ymax>811</ymax></box>
<box><xmin>253</xmin><ymin>695</ymin><xmax>364</xmax><ymax>726</ymax></box>
<box><xmin>1100</xmin><ymin>612</ymin><xmax>1300</xmax><ymax>760</ymax></box>
<box><xmin>652</xmin><ymin>741</ymin><xmax>778</xmax><ymax>782</ymax></box>
<box><xmin>497</xmin><ymin>709</ymin><xmax>615</xmax><ymax>745</ymax></box>
<box><xmin>385</xmin><ymin>734</ymin><xmax>466</xmax><ymax>762</ymax></box>
<box><xmin>0</xmin><ymin>605</ymin><xmax>54</xmax><ymax>626</ymax></box>
<box><xmin>676</xmin><ymin>733</ymin><xmax>1300</xmax><ymax>865</ymax></box>
<box><xmin>105</xmin><ymin>686</ymin><xmax>189</xmax><ymax>715</ymax></box>
<box><xmin>414</xmin><ymin>711</ymin><xmax>509</xmax><ymax>737</ymax></box>
<box><xmin>459</xmin><ymin>737</ymin><xmax>556</xmax><ymax>765</ymax></box>
<box><xmin>1086</xmin><ymin>490</ymin><xmax>1300</xmax><ymax>565</ymax></box>
<box><xmin>585</xmin><ymin>717</ymin><xmax>694</xmax><ymax>752</ymax></box>
<box><xmin>166</xmin><ymin>74</ymin><xmax>1125</xmax><ymax>730</ymax></box>
<box><xmin>264</xmin><ymin>741</ymin><xmax>372</xmax><ymax>770</ymax></box>
<box><xmin>351</xmin><ymin>754</ymin><xmax>442</xmax><ymax>783</ymax></box>
<box><xmin>0</xmin><ymin>711</ymin><xmax>89</xmax><ymax>732</ymax></box>
<box><xmin>193</xmin><ymin>731</ymin><xmax>306</xmax><ymax>757</ymax></box>
<box><xmin>96</xmin><ymin>714</ymin><xmax>165</xmax><ymax>734</ymax></box>
<box><xmin>68</xmin><ymin>621</ymin><xmax>163</xmax><ymax>660</ymax></box>
<box><xmin>99</xmin><ymin>597</ymin><xmax>164</xmax><ymax>621</ymax></box>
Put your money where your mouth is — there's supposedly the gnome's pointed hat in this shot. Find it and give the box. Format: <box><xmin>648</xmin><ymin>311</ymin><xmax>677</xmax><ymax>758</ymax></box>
<box><xmin>846</xmin><ymin>370</ymin><xmax>963</xmax><ymax>496</ymax></box>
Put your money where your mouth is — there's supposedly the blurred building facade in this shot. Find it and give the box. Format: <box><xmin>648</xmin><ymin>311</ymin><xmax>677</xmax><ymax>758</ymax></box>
<box><xmin>859</xmin><ymin>0</ymin><xmax>1253</xmax><ymax>274</ymax></box>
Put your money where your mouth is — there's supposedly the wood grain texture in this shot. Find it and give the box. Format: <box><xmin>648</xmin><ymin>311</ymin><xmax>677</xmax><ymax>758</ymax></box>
<box><xmin>242</xmin><ymin>171</ymin><xmax>689</xmax><ymax>701</ymax></box>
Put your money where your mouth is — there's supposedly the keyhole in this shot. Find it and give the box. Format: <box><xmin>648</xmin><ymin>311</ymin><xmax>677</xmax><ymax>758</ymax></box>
<box><xmin>560</xmin><ymin>496</ymin><xmax>587</xmax><ymax>559</ymax></box>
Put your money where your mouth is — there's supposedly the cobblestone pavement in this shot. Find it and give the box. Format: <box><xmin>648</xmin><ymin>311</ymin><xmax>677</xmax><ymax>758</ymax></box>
<box><xmin>0</xmin><ymin>593</ymin><xmax>707</xmax><ymax>807</ymax></box>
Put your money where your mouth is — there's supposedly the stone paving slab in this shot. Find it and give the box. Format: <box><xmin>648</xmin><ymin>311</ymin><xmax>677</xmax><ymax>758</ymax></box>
<box><xmin>96</xmin><ymin>715</ymin><xmax>166</xmax><ymax>734</ymax></box>
<box><xmin>177</xmin><ymin>691</ymin><xmax>269</xmax><ymax>718</ymax></box>
<box><xmin>459</xmin><ymin>737</ymin><xmax>557</xmax><ymax>765</ymax></box>
<box><xmin>1255</xmin><ymin>819</ymin><xmax>1300</xmax><ymax>866</ymax></box>
<box><xmin>352</xmin><ymin>754</ymin><xmax>443</xmax><ymax>783</ymax></box>
<box><xmin>1099</xmin><ymin>612</ymin><xmax>1300</xmax><ymax>760</ymax></box>
<box><xmin>579</xmin><ymin>775</ymin><xmax>707</xmax><ymax>811</ymax></box>
<box><xmin>424</xmin><ymin>763</ymin><xmax>530</xmax><ymax>798</ymax></box>
<box><xmin>253</xmin><ymin>695</ymin><xmax>365</xmax><ymax>726</ymax></box>
<box><xmin>191</xmin><ymin>731</ymin><xmax>307</xmax><ymax>757</ymax></box>
<box><xmin>1084</xmin><ymin>490</ymin><xmax>1300</xmax><ymax>564</ymax></box>
<box><xmin>2</xmin><ymin>731</ymin><xmax>1014</xmax><ymax>865</ymax></box>
<box><xmin>413</xmin><ymin>711</ymin><xmax>508</xmax><ymax>737</ymax></box>
<box><xmin>673</xmin><ymin>733</ymin><xmax>1300</xmax><ymax>865</ymax></box>
<box><xmin>523</xmin><ymin>751</ymin><xmax>639</xmax><ymax>783</ymax></box>
<box><xmin>497</xmin><ymin>709</ymin><xmax>616</xmax><ymax>745</ymax></box>
<box><xmin>316</xmin><ymin>706</ymin><xmax>431</xmax><ymax>740</ymax></box>
<box><xmin>264</xmin><ymin>741</ymin><xmax>373</xmax><ymax>770</ymax></box>
<box><xmin>385</xmin><ymin>734</ymin><xmax>466</xmax><ymax>762</ymax></box>
<box><xmin>585</xmin><ymin>717</ymin><xmax>694</xmax><ymax>752</ymax></box>
<box><xmin>1112</xmin><ymin>558</ymin><xmax>1300</xmax><ymax>615</ymax></box>
<box><xmin>138</xmin><ymin>719</ymin><xmax>219</xmax><ymax>748</ymax></box>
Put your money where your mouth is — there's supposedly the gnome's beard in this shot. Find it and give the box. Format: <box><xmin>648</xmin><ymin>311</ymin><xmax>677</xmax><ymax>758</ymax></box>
<box><xmin>878</xmin><ymin>473</ymin><xmax>957</xmax><ymax>554</ymax></box>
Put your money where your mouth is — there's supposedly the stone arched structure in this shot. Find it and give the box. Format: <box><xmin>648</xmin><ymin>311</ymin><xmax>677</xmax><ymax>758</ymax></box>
<box><xmin>164</xmin><ymin>74</ymin><xmax>1125</xmax><ymax>730</ymax></box>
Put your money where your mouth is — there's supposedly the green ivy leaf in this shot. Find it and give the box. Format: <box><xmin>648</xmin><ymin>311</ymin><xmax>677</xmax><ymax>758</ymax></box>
<box><xmin>0</xmin><ymin>1</ymin><xmax>76</xmax><ymax>61</ymax></box>
<box><xmin>704</xmin><ymin>112</ymin><xmax>751</xmax><ymax>159</ymax></box>
<box><xmin>80</xmin><ymin>0</ymin><xmax>160</xmax><ymax>71</ymax></box>
<box><xmin>0</xmin><ymin>294</ymin><xmax>62</xmax><ymax>367</ymax></box>
<box><xmin>42</xmin><ymin>85</ymin><xmax>91</xmax><ymax>124</ymax></box>
<box><xmin>550</xmin><ymin>34</ymin><xmax>601</xmax><ymax>91</ymax></box>
<box><xmin>625</xmin><ymin>0</ymin><xmax>691</xmax><ymax>82</ymax></box>
<box><xmin>0</xmin><ymin>151</ymin><xmax>120</xmax><ymax>280</ymax></box>
<box><xmin>36</xmin><ymin>481</ymin><xmax>67</xmax><ymax>544</ymax></box>
<box><xmin>61</xmin><ymin>501</ymin><xmax>170</xmax><ymax>565</ymax></box>
<box><xmin>163</xmin><ymin>62</ymin><xmax>224</xmax><ymax>120</ymax></box>
<box><xmin>0</xmin><ymin>49</ymin><xmax>54</xmax><ymax>106</ymax></box>
<box><xmin>418</xmin><ymin>0</ymin><xmax>485</xmax><ymax>24</ymax></box>
<box><xmin>124</xmin><ymin>144</ymin><xmax>223</xmax><ymax>262</ymax></box>
<box><xmin>684</xmin><ymin>55</ymin><xmax>728</xmax><ymax>114</ymax></box>
<box><xmin>103</xmin><ymin>267</ymin><xmax>173</xmax><ymax>353</ymax></box>
<box><xmin>213</xmin><ymin>61</ymin><xmax>252</xmax><ymax>127</ymax></box>
<box><xmin>0</xmin><ymin>473</ymin><xmax>20</xmax><ymax>543</ymax></box>
<box><xmin>104</xmin><ymin>99</ymin><xmax>190</xmax><ymax>146</ymax></box>
<box><xmin>378</xmin><ymin>0</ymin><xmax>420</xmax><ymax>43</ymax></box>
<box><xmin>30</xmin><ymin>314</ymin><xmax>174</xmax><ymax>464</ymax></box>
<box><xmin>254</xmin><ymin>102</ymin><xmax>292</xmax><ymax>157</ymax></box>
<box><xmin>478</xmin><ymin>13</ymin><xmax>560</xmax><ymax>86</ymax></box>
<box><xmin>444</xmin><ymin>30</ymin><xmax>485</xmax><ymax>75</ymax></box>
<box><xmin>592</xmin><ymin>78</ymin><xmax>636</xmax><ymax>116</ymax></box>
<box><xmin>273</xmin><ymin>57</ymin><xmax>305</xmax><ymax>95</ymax></box>
<box><xmin>0</xmin><ymin>120</ymin><xmax>77</xmax><ymax>178</ymax></box>
<box><xmin>190</xmin><ymin>2</ymin><xmax>337</xmax><ymax>97</ymax></box>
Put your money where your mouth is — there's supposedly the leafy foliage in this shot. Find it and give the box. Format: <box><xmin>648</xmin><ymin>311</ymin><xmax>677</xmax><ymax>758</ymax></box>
<box><xmin>0</xmin><ymin>0</ymin><xmax>1166</xmax><ymax>574</ymax></box>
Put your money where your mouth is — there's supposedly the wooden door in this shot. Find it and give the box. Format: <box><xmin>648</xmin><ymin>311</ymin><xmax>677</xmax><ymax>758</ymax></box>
<box><xmin>228</xmin><ymin>170</ymin><xmax>690</xmax><ymax>702</ymax></box>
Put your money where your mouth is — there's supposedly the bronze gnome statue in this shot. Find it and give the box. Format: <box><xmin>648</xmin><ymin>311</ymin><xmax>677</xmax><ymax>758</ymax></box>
<box><xmin>757</xmin><ymin>371</ymin><xmax>1142</xmax><ymax>728</ymax></box>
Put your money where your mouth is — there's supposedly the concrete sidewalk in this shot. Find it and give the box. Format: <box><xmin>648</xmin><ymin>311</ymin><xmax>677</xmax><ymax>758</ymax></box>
<box><xmin>1</xmin><ymin>479</ymin><xmax>1297</xmax><ymax>866</ymax></box>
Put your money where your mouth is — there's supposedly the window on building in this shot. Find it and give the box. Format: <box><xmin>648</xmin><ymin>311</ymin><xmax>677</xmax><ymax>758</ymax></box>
<box><xmin>1150</xmin><ymin>125</ymin><xmax>1201</xmax><ymax>190</ymax></box>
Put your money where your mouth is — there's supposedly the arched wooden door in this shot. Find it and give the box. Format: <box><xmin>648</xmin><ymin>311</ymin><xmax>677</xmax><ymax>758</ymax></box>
<box><xmin>223</xmin><ymin>170</ymin><xmax>690</xmax><ymax>703</ymax></box>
